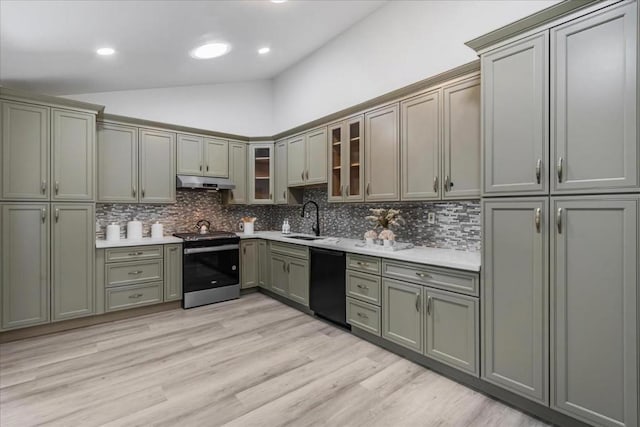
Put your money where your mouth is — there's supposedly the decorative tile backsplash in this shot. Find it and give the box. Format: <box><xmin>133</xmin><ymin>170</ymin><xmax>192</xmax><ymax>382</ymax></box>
<box><xmin>96</xmin><ymin>188</ymin><xmax>481</xmax><ymax>252</ymax></box>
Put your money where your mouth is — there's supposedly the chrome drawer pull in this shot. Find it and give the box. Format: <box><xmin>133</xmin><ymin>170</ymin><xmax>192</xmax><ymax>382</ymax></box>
<box><xmin>356</xmin><ymin>284</ymin><xmax>369</xmax><ymax>290</ymax></box>
<box><xmin>535</xmin><ymin>208</ymin><xmax>541</xmax><ymax>233</ymax></box>
<box><xmin>356</xmin><ymin>261</ymin><xmax>370</xmax><ymax>267</ymax></box>
<box><xmin>128</xmin><ymin>293</ymin><xmax>143</xmax><ymax>299</ymax></box>
<box><xmin>41</xmin><ymin>180</ymin><xmax>47</xmax><ymax>194</ymax></box>
<box><xmin>128</xmin><ymin>251</ymin><xmax>144</xmax><ymax>256</ymax></box>
<box><xmin>415</xmin><ymin>272</ymin><xmax>431</xmax><ymax>279</ymax></box>
<box><xmin>356</xmin><ymin>312</ymin><xmax>369</xmax><ymax>319</ymax></box>
<box><xmin>128</xmin><ymin>270</ymin><xmax>144</xmax><ymax>275</ymax></box>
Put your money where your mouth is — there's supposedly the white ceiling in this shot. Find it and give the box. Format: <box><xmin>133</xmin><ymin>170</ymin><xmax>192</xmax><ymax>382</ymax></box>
<box><xmin>0</xmin><ymin>0</ymin><xmax>386</xmax><ymax>95</ymax></box>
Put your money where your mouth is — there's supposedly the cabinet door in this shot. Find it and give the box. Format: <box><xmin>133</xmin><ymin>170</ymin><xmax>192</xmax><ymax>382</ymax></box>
<box><xmin>164</xmin><ymin>244</ymin><xmax>182</xmax><ymax>301</ymax></box>
<box><xmin>97</xmin><ymin>122</ymin><xmax>138</xmax><ymax>203</ymax></box>
<box><xmin>52</xmin><ymin>109</ymin><xmax>95</xmax><ymax>201</ymax></box>
<box><xmin>482</xmin><ymin>32</ymin><xmax>548</xmax><ymax>196</ymax></box>
<box><xmin>228</xmin><ymin>142</ymin><xmax>247</xmax><ymax>204</ymax></box>
<box><xmin>1</xmin><ymin>204</ymin><xmax>49</xmax><ymax>330</ymax></box>
<box><xmin>425</xmin><ymin>288</ymin><xmax>478</xmax><ymax>376</ymax></box>
<box><xmin>270</xmin><ymin>254</ymin><xmax>288</xmax><ymax>296</ymax></box>
<box><xmin>401</xmin><ymin>91</ymin><xmax>440</xmax><ymax>201</ymax></box>
<box><xmin>345</xmin><ymin>116</ymin><xmax>365</xmax><ymax>202</ymax></box>
<box><xmin>551</xmin><ymin>196</ymin><xmax>638</xmax><ymax>427</ymax></box>
<box><xmin>287</xmin><ymin>135</ymin><xmax>305</xmax><ymax>187</ymax></box>
<box><xmin>52</xmin><ymin>203</ymin><xmax>94</xmax><ymax>321</ymax></box>
<box><xmin>443</xmin><ymin>76</ymin><xmax>481</xmax><ymax>199</ymax></box>
<box><xmin>139</xmin><ymin>128</ymin><xmax>176</xmax><ymax>203</ymax></box>
<box><xmin>287</xmin><ymin>257</ymin><xmax>309</xmax><ymax>306</ymax></box>
<box><xmin>305</xmin><ymin>128</ymin><xmax>327</xmax><ymax>185</ymax></box>
<box><xmin>241</xmin><ymin>241</ymin><xmax>258</xmax><ymax>289</ymax></box>
<box><xmin>1</xmin><ymin>101</ymin><xmax>50</xmax><ymax>200</ymax></box>
<box><xmin>258</xmin><ymin>240</ymin><xmax>269</xmax><ymax>288</ymax></box>
<box><xmin>176</xmin><ymin>134</ymin><xmax>203</xmax><ymax>176</ymax></box>
<box><xmin>328</xmin><ymin>122</ymin><xmax>345</xmax><ymax>202</ymax></box>
<box><xmin>482</xmin><ymin>198</ymin><xmax>549</xmax><ymax>404</ymax></box>
<box><xmin>249</xmin><ymin>144</ymin><xmax>274</xmax><ymax>204</ymax></box>
<box><xmin>274</xmin><ymin>140</ymin><xmax>288</xmax><ymax>204</ymax></box>
<box><xmin>204</xmin><ymin>138</ymin><xmax>228</xmax><ymax>177</ymax></box>
<box><xmin>365</xmin><ymin>104</ymin><xmax>400</xmax><ymax>201</ymax></box>
<box><xmin>382</xmin><ymin>278</ymin><xmax>422</xmax><ymax>352</ymax></box>
<box><xmin>551</xmin><ymin>3</ymin><xmax>638</xmax><ymax>194</ymax></box>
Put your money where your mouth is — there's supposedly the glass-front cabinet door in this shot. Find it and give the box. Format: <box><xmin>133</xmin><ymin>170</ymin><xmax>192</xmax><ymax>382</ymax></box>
<box><xmin>249</xmin><ymin>143</ymin><xmax>274</xmax><ymax>204</ymax></box>
<box><xmin>327</xmin><ymin>115</ymin><xmax>364</xmax><ymax>203</ymax></box>
<box><xmin>328</xmin><ymin>122</ymin><xmax>344</xmax><ymax>202</ymax></box>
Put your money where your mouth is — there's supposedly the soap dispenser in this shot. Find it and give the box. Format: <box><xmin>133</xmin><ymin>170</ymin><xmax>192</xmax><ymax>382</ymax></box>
<box><xmin>282</xmin><ymin>219</ymin><xmax>290</xmax><ymax>234</ymax></box>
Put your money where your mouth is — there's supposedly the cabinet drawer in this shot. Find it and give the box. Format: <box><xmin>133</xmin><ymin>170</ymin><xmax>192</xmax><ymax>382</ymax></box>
<box><xmin>270</xmin><ymin>241</ymin><xmax>309</xmax><ymax>259</ymax></box>
<box><xmin>106</xmin><ymin>260</ymin><xmax>163</xmax><ymax>287</ymax></box>
<box><xmin>346</xmin><ymin>253</ymin><xmax>381</xmax><ymax>274</ymax></box>
<box><xmin>382</xmin><ymin>260</ymin><xmax>478</xmax><ymax>296</ymax></box>
<box><xmin>106</xmin><ymin>282</ymin><xmax>163</xmax><ymax>312</ymax></box>
<box><xmin>105</xmin><ymin>245</ymin><xmax>163</xmax><ymax>263</ymax></box>
<box><xmin>347</xmin><ymin>297</ymin><xmax>381</xmax><ymax>336</ymax></box>
<box><xmin>346</xmin><ymin>271</ymin><xmax>381</xmax><ymax>305</ymax></box>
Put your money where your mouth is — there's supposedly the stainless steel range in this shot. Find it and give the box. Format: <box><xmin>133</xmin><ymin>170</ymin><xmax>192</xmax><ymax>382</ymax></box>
<box><xmin>173</xmin><ymin>229</ymin><xmax>240</xmax><ymax>309</ymax></box>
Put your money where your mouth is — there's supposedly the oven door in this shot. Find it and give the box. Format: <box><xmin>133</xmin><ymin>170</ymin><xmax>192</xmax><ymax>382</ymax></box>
<box><xmin>182</xmin><ymin>244</ymin><xmax>239</xmax><ymax>294</ymax></box>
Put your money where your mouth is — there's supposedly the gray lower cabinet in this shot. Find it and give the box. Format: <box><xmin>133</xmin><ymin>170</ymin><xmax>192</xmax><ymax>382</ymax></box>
<box><xmin>139</xmin><ymin>128</ymin><xmax>176</xmax><ymax>203</ymax></box>
<box><xmin>346</xmin><ymin>297</ymin><xmax>381</xmax><ymax>336</ymax></box>
<box><xmin>51</xmin><ymin>109</ymin><xmax>95</xmax><ymax>201</ymax></box>
<box><xmin>551</xmin><ymin>2</ymin><xmax>638</xmax><ymax>194</ymax></box>
<box><xmin>0</xmin><ymin>203</ymin><xmax>50</xmax><ymax>330</ymax></box>
<box><xmin>551</xmin><ymin>195</ymin><xmax>638</xmax><ymax>427</ymax></box>
<box><xmin>482</xmin><ymin>31</ymin><xmax>548</xmax><ymax>196</ymax></box>
<box><xmin>268</xmin><ymin>246</ymin><xmax>309</xmax><ymax>306</ymax></box>
<box><xmin>51</xmin><ymin>203</ymin><xmax>94</xmax><ymax>321</ymax></box>
<box><xmin>382</xmin><ymin>278</ymin><xmax>423</xmax><ymax>352</ymax></box>
<box><xmin>482</xmin><ymin>198</ymin><xmax>549</xmax><ymax>404</ymax></box>
<box><xmin>258</xmin><ymin>240</ymin><xmax>269</xmax><ymax>288</ymax></box>
<box><xmin>241</xmin><ymin>240</ymin><xmax>258</xmax><ymax>289</ymax></box>
<box><xmin>163</xmin><ymin>244</ymin><xmax>182</xmax><ymax>301</ymax></box>
<box><xmin>424</xmin><ymin>288</ymin><xmax>478</xmax><ymax>376</ymax></box>
<box><xmin>106</xmin><ymin>282</ymin><xmax>163</xmax><ymax>312</ymax></box>
<box><xmin>97</xmin><ymin>122</ymin><xmax>138</xmax><ymax>203</ymax></box>
<box><xmin>269</xmin><ymin>253</ymin><xmax>288</xmax><ymax>296</ymax></box>
<box><xmin>287</xmin><ymin>257</ymin><xmax>309</xmax><ymax>306</ymax></box>
<box><xmin>1</xmin><ymin>101</ymin><xmax>50</xmax><ymax>200</ymax></box>
<box><xmin>365</xmin><ymin>104</ymin><xmax>400</xmax><ymax>201</ymax></box>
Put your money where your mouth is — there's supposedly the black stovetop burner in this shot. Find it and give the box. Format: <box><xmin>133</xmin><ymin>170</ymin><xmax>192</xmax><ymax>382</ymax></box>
<box><xmin>173</xmin><ymin>230</ymin><xmax>238</xmax><ymax>241</ymax></box>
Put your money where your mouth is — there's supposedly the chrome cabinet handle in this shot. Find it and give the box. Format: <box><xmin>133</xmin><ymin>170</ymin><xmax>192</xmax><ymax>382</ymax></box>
<box><xmin>141</xmin><ymin>189</ymin><xmax>146</xmax><ymax>198</ymax></box>
<box><xmin>340</xmin><ymin>185</ymin><xmax>344</xmax><ymax>197</ymax></box>
<box><xmin>305</xmin><ymin>170</ymin><xmax>309</xmax><ymax>180</ymax></box>
<box><xmin>345</xmin><ymin>185</ymin><xmax>349</xmax><ymax>196</ymax></box>
<box><xmin>356</xmin><ymin>261</ymin><xmax>369</xmax><ymax>267</ymax></box>
<box><xmin>243</xmin><ymin>247</ymin><xmax>246</xmax><ymax>255</ymax></box>
<box><xmin>557</xmin><ymin>208</ymin><xmax>563</xmax><ymax>234</ymax></box>
<box><xmin>170</xmin><ymin>247</ymin><xmax>177</xmax><ymax>252</ymax></box>
<box><xmin>433</xmin><ymin>176</ymin><xmax>438</xmax><ymax>193</ymax></box>
<box><xmin>206</xmin><ymin>165</ymin><xmax>209</xmax><ymax>172</ymax></box>
<box><xmin>230</xmin><ymin>191</ymin><xmax>234</xmax><ymax>201</ymax></box>
<box><xmin>366</xmin><ymin>183</ymin><xmax>370</xmax><ymax>196</ymax></box>
<box><xmin>199</xmin><ymin>165</ymin><xmax>202</xmax><ymax>171</ymax></box>
<box><xmin>128</xmin><ymin>270</ymin><xmax>143</xmax><ymax>275</ymax></box>
<box><xmin>41</xmin><ymin>181</ymin><xmax>47</xmax><ymax>194</ymax></box>
<box><xmin>415</xmin><ymin>293</ymin><xmax>420</xmax><ymax>312</ymax></box>
<box><xmin>444</xmin><ymin>175</ymin><xmax>451</xmax><ymax>192</ymax></box>
<box><xmin>54</xmin><ymin>208</ymin><xmax>59</xmax><ymax>222</ymax></box>
<box><xmin>128</xmin><ymin>251</ymin><xmax>144</xmax><ymax>256</ymax></box>
<box><xmin>41</xmin><ymin>208</ymin><xmax>46</xmax><ymax>223</ymax></box>
<box><xmin>282</xmin><ymin>262</ymin><xmax>286</xmax><ymax>273</ymax></box>
<box><xmin>269</xmin><ymin>193</ymin><xmax>272</xmax><ymax>200</ymax></box>
<box><xmin>557</xmin><ymin>157</ymin><xmax>563</xmax><ymax>182</ymax></box>
<box><xmin>283</xmin><ymin>190</ymin><xmax>286</xmax><ymax>199</ymax></box>
<box><xmin>301</xmin><ymin>171</ymin><xmax>304</xmax><ymax>181</ymax></box>
<box><xmin>286</xmin><ymin>263</ymin><xmax>290</xmax><ymax>274</ymax></box>
<box><xmin>356</xmin><ymin>284</ymin><xmax>369</xmax><ymax>290</ymax></box>
<box><xmin>128</xmin><ymin>293</ymin><xmax>143</xmax><ymax>299</ymax></box>
<box><xmin>535</xmin><ymin>208</ymin><xmax>541</xmax><ymax>233</ymax></box>
<box><xmin>536</xmin><ymin>159</ymin><xmax>542</xmax><ymax>184</ymax></box>
<box><xmin>55</xmin><ymin>181</ymin><xmax>59</xmax><ymax>195</ymax></box>
<box><xmin>356</xmin><ymin>312</ymin><xmax>369</xmax><ymax>319</ymax></box>
<box><xmin>427</xmin><ymin>296</ymin><xmax>432</xmax><ymax>315</ymax></box>
<box><xmin>415</xmin><ymin>272</ymin><xmax>431</xmax><ymax>279</ymax></box>
<box><xmin>132</xmin><ymin>187</ymin><xmax>136</xmax><ymax>197</ymax></box>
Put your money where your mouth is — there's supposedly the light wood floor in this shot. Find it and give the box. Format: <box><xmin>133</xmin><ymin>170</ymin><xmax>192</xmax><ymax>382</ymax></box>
<box><xmin>0</xmin><ymin>293</ymin><xmax>548</xmax><ymax>427</ymax></box>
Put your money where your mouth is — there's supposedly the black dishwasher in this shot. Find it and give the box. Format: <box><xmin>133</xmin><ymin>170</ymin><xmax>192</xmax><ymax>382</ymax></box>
<box><xmin>310</xmin><ymin>247</ymin><xmax>350</xmax><ymax>329</ymax></box>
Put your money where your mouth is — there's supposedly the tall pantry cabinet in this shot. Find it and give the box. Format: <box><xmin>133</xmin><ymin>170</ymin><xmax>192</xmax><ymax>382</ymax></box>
<box><xmin>479</xmin><ymin>2</ymin><xmax>638</xmax><ymax>427</ymax></box>
<box><xmin>0</xmin><ymin>89</ymin><xmax>101</xmax><ymax>330</ymax></box>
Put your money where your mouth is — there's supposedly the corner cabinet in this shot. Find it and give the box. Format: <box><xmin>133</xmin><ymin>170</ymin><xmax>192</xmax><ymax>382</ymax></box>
<box><xmin>226</xmin><ymin>142</ymin><xmax>247</xmax><ymax>205</ymax></box>
<box><xmin>248</xmin><ymin>143</ymin><xmax>274</xmax><ymax>205</ymax></box>
<box><xmin>365</xmin><ymin>104</ymin><xmax>400</xmax><ymax>201</ymax></box>
<box><xmin>139</xmin><ymin>128</ymin><xmax>176</xmax><ymax>203</ymax></box>
<box><xmin>328</xmin><ymin>115</ymin><xmax>364</xmax><ymax>202</ymax></box>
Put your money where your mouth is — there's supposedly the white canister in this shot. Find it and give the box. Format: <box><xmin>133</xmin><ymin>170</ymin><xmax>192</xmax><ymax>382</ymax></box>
<box><xmin>127</xmin><ymin>220</ymin><xmax>143</xmax><ymax>240</ymax></box>
<box><xmin>244</xmin><ymin>222</ymin><xmax>254</xmax><ymax>235</ymax></box>
<box><xmin>106</xmin><ymin>223</ymin><xmax>120</xmax><ymax>241</ymax></box>
<box><xmin>151</xmin><ymin>221</ymin><xmax>163</xmax><ymax>239</ymax></box>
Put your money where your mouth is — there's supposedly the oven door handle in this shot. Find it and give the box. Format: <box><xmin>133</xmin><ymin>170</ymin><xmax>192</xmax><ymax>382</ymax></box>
<box><xmin>184</xmin><ymin>244</ymin><xmax>239</xmax><ymax>255</ymax></box>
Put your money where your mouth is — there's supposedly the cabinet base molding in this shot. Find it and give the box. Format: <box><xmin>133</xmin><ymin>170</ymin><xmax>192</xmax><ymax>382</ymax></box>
<box><xmin>0</xmin><ymin>301</ymin><xmax>180</xmax><ymax>343</ymax></box>
<box><xmin>258</xmin><ymin>288</ymin><xmax>314</xmax><ymax>316</ymax></box>
<box><xmin>350</xmin><ymin>328</ymin><xmax>590</xmax><ymax>427</ymax></box>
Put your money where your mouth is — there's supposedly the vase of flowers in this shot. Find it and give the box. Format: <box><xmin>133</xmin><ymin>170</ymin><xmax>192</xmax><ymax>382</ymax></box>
<box><xmin>365</xmin><ymin>208</ymin><xmax>404</xmax><ymax>246</ymax></box>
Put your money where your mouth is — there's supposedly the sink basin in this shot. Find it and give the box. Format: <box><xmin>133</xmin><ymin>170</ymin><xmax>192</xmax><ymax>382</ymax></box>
<box><xmin>285</xmin><ymin>235</ymin><xmax>321</xmax><ymax>241</ymax></box>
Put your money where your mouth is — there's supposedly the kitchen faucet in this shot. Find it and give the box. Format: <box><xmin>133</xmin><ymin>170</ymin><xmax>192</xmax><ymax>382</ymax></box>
<box><xmin>301</xmin><ymin>200</ymin><xmax>320</xmax><ymax>236</ymax></box>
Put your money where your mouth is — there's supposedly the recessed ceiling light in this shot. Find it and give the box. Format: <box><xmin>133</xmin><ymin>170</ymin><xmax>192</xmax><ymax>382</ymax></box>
<box><xmin>191</xmin><ymin>42</ymin><xmax>230</xmax><ymax>59</ymax></box>
<box><xmin>258</xmin><ymin>47</ymin><xmax>271</xmax><ymax>55</ymax></box>
<box><xmin>271</xmin><ymin>0</ymin><xmax>287</xmax><ymax>3</ymax></box>
<box><xmin>96</xmin><ymin>47</ymin><xmax>115</xmax><ymax>56</ymax></box>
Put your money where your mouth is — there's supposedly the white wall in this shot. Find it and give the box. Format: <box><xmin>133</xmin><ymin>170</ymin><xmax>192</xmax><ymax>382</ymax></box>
<box><xmin>64</xmin><ymin>80</ymin><xmax>274</xmax><ymax>137</ymax></box>
<box><xmin>273</xmin><ymin>0</ymin><xmax>560</xmax><ymax>133</ymax></box>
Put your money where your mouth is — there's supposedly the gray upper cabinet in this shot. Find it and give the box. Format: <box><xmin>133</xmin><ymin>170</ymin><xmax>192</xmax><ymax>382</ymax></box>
<box><xmin>328</xmin><ymin>116</ymin><xmax>365</xmax><ymax>203</ymax></box>
<box><xmin>424</xmin><ymin>288</ymin><xmax>479</xmax><ymax>376</ymax></box>
<box><xmin>551</xmin><ymin>2</ymin><xmax>638</xmax><ymax>194</ymax></box>
<box><xmin>241</xmin><ymin>240</ymin><xmax>258</xmax><ymax>289</ymax></box>
<box><xmin>382</xmin><ymin>278</ymin><xmax>423</xmax><ymax>352</ymax></box>
<box><xmin>551</xmin><ymin>195</ymin><xmax>638</xmax><ymax>427</ymax></box>
<box><xmin>442</xmin><ymin>76</ymin><xmax>481</xmax><ymax>199</ymax></box>
<box><xmin>164</xmin><ymin>244</ymin><xmax>182</xmax><ymax>302</ymax></box>
<box><xmin>401</xmin><ymin>91</ymin><xmax>440</xmax><ymax>201</ymax></box>
<box><xmin>287</xmin><ymin>135</ymin><xmax>305</xmax><ymax>187</ymax></box>
<box><xmin>51</xmin><ymin>203</ymin><xmax>94</xmax><ymax>321</ymax></box>
<box><xmin>227</xmin><ymin>142</ymin><xmax>247</xmax><ymax>204</ymax></box>
<box><xmin>1</xmin><ymin>101</ymin><xmax>50</xmax><ymax>200</ymax></box>
<box><xmin>275</xmin><ymin>139</ymin><xmax>288</xmax><ymax>204</ymax></box>
<box><xmin>305</xmin><ymin>128</ymin><xmax>327</xmax><ymax>185</ymax></box>
<box><xmin>139</xmin><ymin>128</ymin><xmax>176</xmax><ymax>203</ymax></box>
<box><xmin>482</xmin><ymin>32</ymin><xmax>548</xmax><ymax>196</ymax></box>
<box><xmin>482</xmin><ymin>198</ymin><xmax>549</xmax><ymax>404</ymax></box>
<box><xmin>97</xmin><ymin>122</ymin><xmax>138</xmax><ymax>203</ymax></box>
<box><xmin>204</xmin><ymin>138</ymin><xmax>228</xmax><ymax>177</ymax></box>
<box><xmin>365</xmin><ymin>104</ymin><xmax>400</xmax><ymax>201</ymax></box>
<box><xmin>1</xmin><ymin>203</ymin><xmax>50</xmax><ymax>330</ymax></box>
<box><xmin>177</xmin><ymin>134</ymin><xmax>203</xmax><ymax>175</ymax></box>
<box><xmin>51</xmin><ymin>109</ymin><xmax>95</xmax><ymax>201</ymax></box>
<box><xmin>249</xmin><ymin>143</ymin><xmax>274</xmax><ymax>204</ymax></box>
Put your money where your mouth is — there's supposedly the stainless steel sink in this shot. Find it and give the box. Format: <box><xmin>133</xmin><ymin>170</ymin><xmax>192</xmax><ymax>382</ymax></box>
<box><xmin>285</xmin><ymin>235</ymin><xmax>321</xmax><ymax>241</ymax></box>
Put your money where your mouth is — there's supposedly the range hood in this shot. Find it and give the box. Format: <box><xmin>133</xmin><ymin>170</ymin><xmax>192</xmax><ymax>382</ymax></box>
<box><xmin>176</xmin><ymin>175</ymin><xmax>235</xmax><ymax>190</ymax></box>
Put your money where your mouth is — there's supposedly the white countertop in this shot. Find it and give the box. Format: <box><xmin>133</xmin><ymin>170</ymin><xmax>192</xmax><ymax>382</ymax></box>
<box><xmin>239</xmin><ymin>231</ymin><xmax>481</xmax><ymax>272</ymax></box>
<box><xmin>95</xmin><ymin>236</ymin><xmax>183</xmax><ymax>249</ymax></box>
